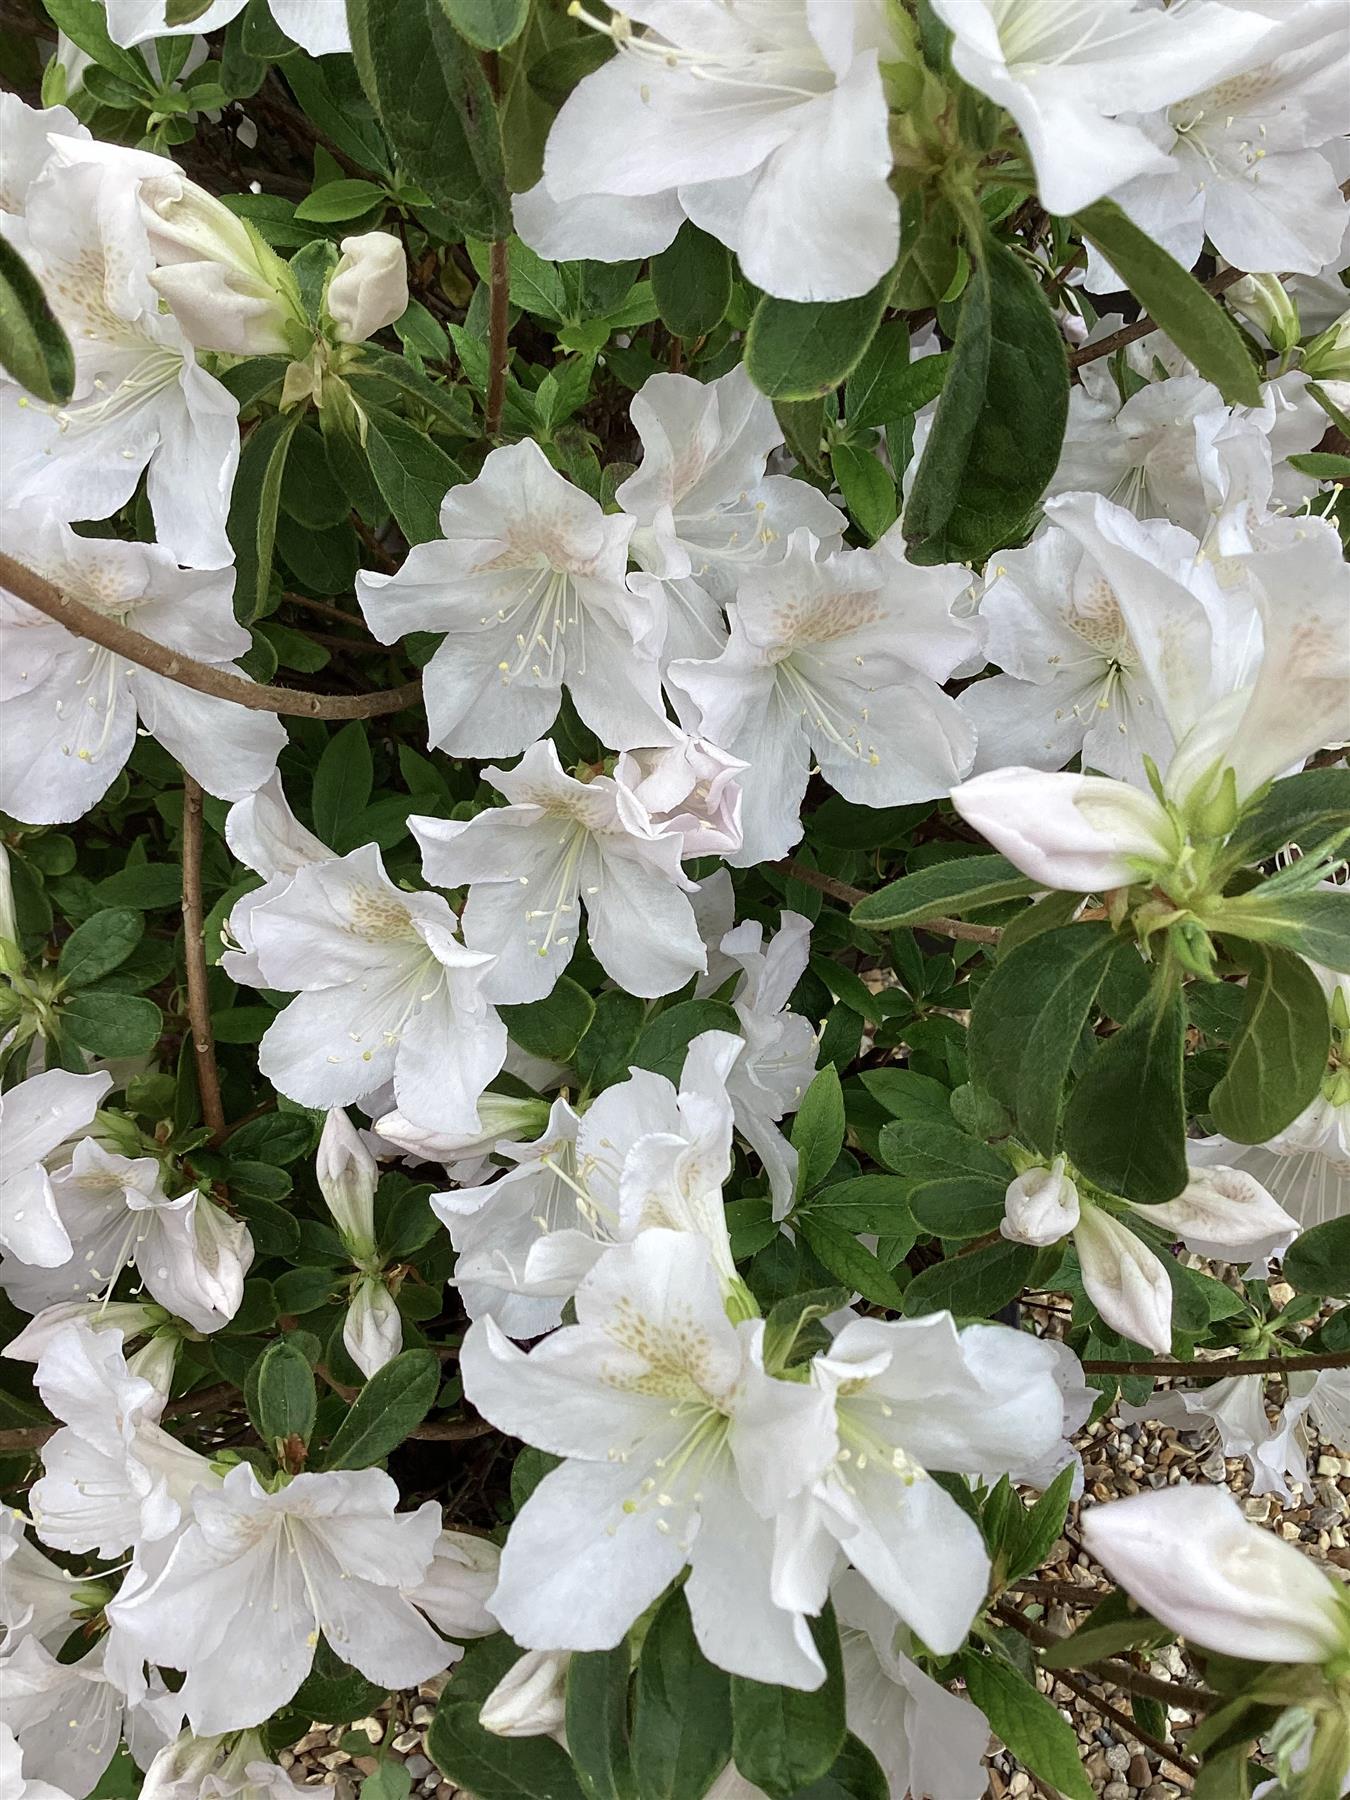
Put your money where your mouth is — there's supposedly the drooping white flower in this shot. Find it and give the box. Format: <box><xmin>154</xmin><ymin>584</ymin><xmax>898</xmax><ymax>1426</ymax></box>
<box><xmin>372</xmin><ymin>1091</ymin><xmax>552</xmax><ymax>1178</ymax></box>
<box><xmin>0</xmin><ymin>1509</ymin><xmax>82</xmax><ymax>1653</ymax></box>
<box><xmin>1120</xmin><ymin>1372</ymin><xmax>1300</xmax><ymax>1501</ymax></box>
<box><xmin>0</xmin><ymin>1137</ymin><xmax>252</xmax><ymax>1336</ymax></box>
<box><xmin>478</xmin><ymin>1650</ymin><xmax>570</xmax><ymax>1740</ymax></box>
<box><xmin>616</xmin><ymin>365</ymin><xmax>846</xmax><ymax>664</ymax></box>
<box><xmin>949</xmin><ymin>765</ymin><xmax>1179</xmax><ymax>893</ymax></box>
<box><xmin>772</xmin><ymin>1312</ymin><xmax>1067</xmax><ymax>1656</ymax></box>
<box><xmin>514</xmin><ymin>1</ymin><xmax>902</xmax><ymax>303</ymax></box>
<box><xmin>325</xmin><ymin>232</ymin><xmax>408</xmax><ymax>345</ymax></box>
<box><xmin>1082</xmin><ymin>1484</ymin><xmax>1350</xmax><ymax>1663</ymax></box>
<box><xmin>833</xmin><ymin>1572</ymin><xmax>991</xmax><ymax>1800</ymax></box>
<box><xmin>1190</xmin><ymin>1104</ymin><xmax>1350</xmax><ymax>1233</ymax></box>
<box><xmin>718</xmin><ymin>911</ymin><xmax>818</xmax><ymax>1217</ymax></box>
<box><xmin>1086</xmin><ymin>11</ymin><xmax>1350</xmax><ymax>284</ymax></box>
<box><xmin>0</xmin><ymin>1069</ymin><xmax>109</xmax><ymax>1268</ymax></box>
<box><xmin>356</xmin><ymin>440</ymin><xmax>663</xmax><ymax>756</ymax></box>
<box><xmin>929</xmin><ymin>0</ymin><xmax>1272</xmax><ymax>216</ymax></box>
<box><xmin>614</xmin><ymin>727</ymin><xmax>746</xmax><ymax>860</ymax></box>
<box><xmin>107</xmin><ymin>1463</ymin><xmax>446</xmax><ymax>1735</ymax></box>
<box><xmin>404</xmin><ymin>1528</ymin><xmax>501</xmax><ymax>1641</ymax></box>
<box><xmin>220</xmin><ymin>775</ymin><xmax>334</xmax><ymax>986</ymax></box>
<box><xmin>1</xmin><ymin>139</ymin><xmax>240</xmax><ymax>568</ymax></box>
<box><xmin>3</xmin><ymin>1298</ymin><xmax>164</xmax><ymax>1367</ymax></box>
<box><xmin>0</xmin><ymin>512</ymin><xmax>284</xmax><ymax>825</ymax></box>
<box><xmin>670</xmin><ymin>531</ymin><xmax>978</xmax><ymax>865</ymax></box>
<box><xmin>103</xmin><ymin>0</ymin><xmax>349</xmax><ymax>57</ymax></box>
<box><xmin>1073</xmin><ymin>1203</ymin><xmax>1174</xmax><ymax>1355</ymax></box>
<box><xmin>1002</xmin><ymin>1157</ymin><xmax>1081</xmax><ymax>1247</ymax></box>
<box><xmin>249</xmin><ymin>842</ymin><xmax>507</xmax><ymax>1136</ymax></box>
<box><xmin>412</xmin><ymin>738</ymin><xmax>706</xmax><ymax>1005</ymax></box>
<box><xmin>1124</xmin><ymin>1165</ymin><xmax>1299</xmax><ymax>1267</ymax></box>
<box><xmin>27</xmin><ymin>1323</ymin><xmax>219</xmax><ymax>1559</ymax></box>
<box><xmin>461</xmin><ymin>1229</ymin><xmax>839</xmax><ymax>1687</ymax></box>
<box><xmin>2</xmin><ymin>1719</ymin><xmax>77</xmax><ymax>1800</ymax></box>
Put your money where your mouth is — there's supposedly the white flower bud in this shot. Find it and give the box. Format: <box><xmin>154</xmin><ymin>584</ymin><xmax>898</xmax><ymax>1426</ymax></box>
<box><xmin>325</xmin><ymin>232</ymin><xmax>408</xmax><ymax>344</ymax></box>
<box><xmin>126</xmin><ymin>1330</ymin><xmax>180</xmax><ymax>1397</ymax></box>
<box><xmin>317</xmin><ymin>1108</ymin><xmax>379</xmax><ymax>1259</ymax></box>
<box><xmin>138</xmin><ymin>173</ymin><xmax>299</xmax><ymax>355</ymax></box>
<box><xmin>1082</xmin><ymin>1485</ymin><xmax>1350</xmax><ymax>1664</ymax></box>
<box><xmin>1072</xmin><ymin>1204</ymin><xmax>1173</xmax><ymax>1355</ymax></box>
<box><xmin>949</xmin><ymin>768</ymin><xmax>1177</xmax><ymax>894</ymax></box>
<box><xmin>1303</xmin><ymin>309</ymin><xmax>1350</xmax><ymax>382</ymax></box>
<box><xmin>373</xmin><ymin>1095</ymin><xmax>550</xmax><ymax>1167</ymax></box>
<box><xmin>343</xmin><ymin>1276</ymin><xmax>402</xmax><ymax>1379</ymax></box>
<box><xmin>404</xmin><ymin>1528</ymin><xmax>501</xmax><ymax>1638</ymax></box>
<box><xmin>1002</xmin><ymin>1156</ymin><xmax>1081</xmax><ymax>1247</ymax></box>
<box><xmin>479</xmin><ymin>1649</ymin><xmax>570</xmax><ymax>1739</ymax></box>
<box><xmin>1127</xmin><ymin>1166</ymin><xmax>1299</xmax><ymax>1267</ymax></box>
<box><xmin>1226</xmin><ymin>273</ymin><xmax>1300</xmax><ymax>356</ymax></box>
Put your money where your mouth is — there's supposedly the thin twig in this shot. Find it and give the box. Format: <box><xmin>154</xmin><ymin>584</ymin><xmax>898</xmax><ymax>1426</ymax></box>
<box><xmin>0</xmin><ymin>553</ymin><xmax>421</xmax><ymax>720</ymax></box>
<box><xmin>1083</xmin><ymin>1349</ymin><xmax>1350</xmax><ymax>1378</ymax></box>
<box><xmin>1052</xmin><ymin>1664</ymin><xmax>1201</xmax><ymax>1782</ymax></box>
<box><xmin>181</xmin><ymin>775</ymin><xmax>226</xmax><ymax>1143</ymax></box>
<box><xmin>997</xmin><ymin>1602</ymin><xmax>1217</xmax><ymax>1714</ymax></box>
<box><xmin>1068</xmin><ymin>266</ymin><xmax>1248</xmax><ymax>369</ymax></box>
<box><xmin>485</xmin><ymin>238</ymin><xmax>511</xmax><ymax>438</ymax></box>
<box><xmin>777</xmin><ymin>859</ymin><xmax>1004</xmax><ymax>944</ymax></box>
<box><xmin>0</xmin><ymin>1378</ymin><xmax>242</xmax><ymax>1455</ymax></box>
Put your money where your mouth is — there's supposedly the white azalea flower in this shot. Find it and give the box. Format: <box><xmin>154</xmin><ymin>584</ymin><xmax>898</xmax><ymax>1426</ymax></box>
<box><xmin>461</xmin><ymin>1229</ymin><xmax>839</xmax><ymax>1687</ymax></box>
<box><xmin>3</xmin><ymin>1298</ymin><xmax>164</xmax><ymax>1366</ymax></box>
<box><xmin>929</xmin><ymin>0</ymin><xmax>1272</xmax><ymax>216</ymax></box>
<box><xmin>833</xmin><ymin>1572</ymin><xmax>991</xmax><ymax>1800</ymax></box>
<box><xmin>356</xmin><ymin>440</ymin><xmax>663</xmax><ymax>756</ymax></box>
<box><xmin>0</xmin><ymin>512</ymin><xmax>283</xmax><ymax>825</ymax></box>
<box><xmin>514</xmin><ymin>1</ymin><xmax>902</xmax><ymax>303</ymax></box>
<box><xmin>1</xmin><ymin>1638</ymin><xmax>151</xmax><ymax>1800</ymax></box>
<box><xmin>0</xmin><ymin>1137</ymin><xmax>252</xmax><ymax>1336</ymax></box>
<box><xmin>1</xmin><ymin>140</ymin><xmax>240</xmax><ymax>568</ymax></box>
<box><xmin>0</xmin><ymin>1069</ymin><xmax>109</xmax><ymax>1268</ymax></box>
<box><xmin>0</xmin><ymin>1510</ymin><xmax>82</xmax><ymax>1653</ymax></box>
<box><xmin>1002</xmin><ymin>1156</ymin><xmax>1081</xmax><ymax>1247</ymax></box>
<box><xmin>1073</xmin><ymin>1202</ymin><xmax>1173</xmax><ymax>1355</ymax></box>
<box><xmin>772</xmin><ymin>1312</ymin><xmax>1067</xmax><ymax>1655</ymax></box>
<box><xmin>411</xmin><ymin>738</ymin><xmax>705</xmax><ymax>1005</ymax></box>
<box><xmin>372</xmin><ymin>1091</ymin><xmax>551</xmax><ymax>1176</ymax></box>
<box><xmin>28</xmin><ymin>1323</ymin><xmax>219</xmax><ymax>1559</ymax></box>
<box><xmin>0</xmin><ymin>92</ymin><xmax>87</xmax><ymax>213</ymax></box>
<box><xmin>220</xmin><ymin>775</ymin><xmax>334</xmax><ymax>986</ymax></box>
<box><xmin>616</xmin><ymin>365</ymin><xmax>846</xmax><ymax>665</ymax></box>
<box><xmin>103</xmin><ymin>0</ymin><xmax>349</xmax><ymax>57</ymax></box>
<box><xmin>107</xmin><ymin>1463</ymin><xmax>446</xmax><ymax>1735</ymax></box>
<box><xmin>249</xmin><ymin>842</ymin><xmax>507</xmax><ymax>1136</ymax></box>
<box><xmin>1124</xmin><ymin>1165</ymin><xmax>1299</xmax><ymax>1267</ymax></box>
<box><xmin>719</xmin><ymin>911</ymin><xmax>818</xmax><ymax>1217</ymax></box>
<box><xmin>403</xmin><ymin>1528</ymin><xmax>501</xmax><ymax>1640</ymax></box>
<box><xmin>1120</xmin><ymin>1372</ymin><xmax>1301</xmax><ymax>1501</ymax></box>
<box><xmin>614</xmin><ymin>727</ymin><xmax>746</xmax><ymax>859</ymax></box>
<box><xmin>1082</xmin><ymin>1484</ymin><xmax>1350</xmax><ymax>1663</ymax></box>
<box><xmin>1087</xmin><ymin>12</ymin><xmax>1350</xmax><ymax>284</ymax></box>
<box><xmin>2</xmin><ymin>1720</ymin><xmax>77</xmax><ymax>1800</ymax></box>
<box><xmin>670</xmin><ymin>531</ymin><xmax>978</xmax><ymax>865</ymax></box>
<box><xmin>140</xmin><ymin>1729</ymin><xmax>310</xmax><ymax>1800</ymax></box>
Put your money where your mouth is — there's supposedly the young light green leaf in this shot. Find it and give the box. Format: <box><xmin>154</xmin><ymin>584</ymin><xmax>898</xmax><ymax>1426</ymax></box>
<box><xmin>1223</xmin><ymin>768</ymin><xmax>1350</xmax><ymax>869</ymax></box>
<box><xmin>1063</xmin><ymin>980</ymin><xmax>1188</xmax><ymax>1203</ymax></box>
<box><xmin>0</xmin><ymin>237</ymin><xmax>76</xmax><ymax>406</ymax></box>
<box><xmin>745</xmin><ymin>280</ymin><xmax>891</xmax><ymax>402</ymax></box>
<box><xmin>831</xmin><ymin>443</ymin><xmax>897</xmax><ymax>542</ymax></box>
<box><xmin>1075</xmin><ymin>200</ymin><xmax>1261</xmax><ymax>407</ymax></box>
<box><xmin>851</xmin><ymin>854</ymin><xmax>1036</xmax><ymax>930</ymax></box>
<box><xmin>1209</xmin><ymin>945</ymin><xmax>1331</xmax><ymax>1143</ymax></box>
<box><xmin>322</xmin><ymin>1349</ymin><xmax>441</xmax><ymax>1469</ymax></box>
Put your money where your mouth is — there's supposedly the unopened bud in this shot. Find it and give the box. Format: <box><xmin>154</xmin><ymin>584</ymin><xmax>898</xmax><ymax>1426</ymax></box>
<box><xmin>1303</xmin><ymin>309</ymin><xmax>1350</xmax><ymax>382</ymax></box>
<box><xmin>479</xmin><ymin>1649</ymin><xmax>570</xmax><ymax>1739</ymax></box>
<box><xmin>325</xmin><ymin>232</ymin><xmax>408</xmax><ymax>345</ymax></box>
<box><xmin>1002</xmin><ymin>1156</ymin><xmax>1080</xmax><ymax>1247</ymax></box>
<box><xmin>343</xmin><ymin>1276</ymin><xmax>402</xmax><ymax>1379</ymax></box>
<box><xmin>139</xmin><ymin>174</ymin><xmax>301</xmax><ymax>355</ymax></box>
<box><xmin>316</xmin><ymin>1108</ymin><xmax>379</xmax><ymax>1259</ymax></box>
<box><xmin>1227</xmin><ymin>273</ymin><xmax>1300</xmax><ymax>356</ymax></box>
<box><xmin>1073</xmin><ymin>1204</ymin><xmax>1173</xmax><ymax>1355</ymax></box>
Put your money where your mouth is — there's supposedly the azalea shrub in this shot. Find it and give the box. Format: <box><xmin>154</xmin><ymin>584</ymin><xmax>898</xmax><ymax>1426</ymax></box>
<box><xmin>2</xmin><ymin>2</ymin><xmax>1350</xmax><ymax>1799</ymax></box>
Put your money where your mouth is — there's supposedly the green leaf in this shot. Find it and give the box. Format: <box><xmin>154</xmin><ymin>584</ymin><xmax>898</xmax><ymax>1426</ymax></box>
<box><xmin>651</xmin><ymin>222</ymin><xmax>733</xmax><ymax>340</ymax></box>
<box><xmin>351</xmin><ymin>0</ymin><xmax>510</xmax><ymax>240</ymax></box>
<box><xmin>95</xmin><ymin>864</ymin><xmax>183</xmax><ymax>910</ymax></box>
<box><xmin>969</xmin><ymin>925</ymin><xmax>1118</xmax><ymax>1156</ymax></box>
<box><xmin>901</xmin><ymin>1238</ymin><xmax>1034</xmax><ymax>1319</ymax></box>
<box><xmin>575</xmin><ymin>989</ymin><xmax>646</xmax><ymax>1094</ymax></box>
<box><xmin>1209</xmin><ymin>887</ymin><xmax>1350</xmax><ymax>975</ymax></box>
<box><xmin>1003</xmin><ymin>1461</ymin><xmax>1077</xmax><ymax>1585</ymax></box>
<box><xmin>323</xmin><ymin>1349</ymin><xmax>441</xmax><ymax>1468</ymax></box>
<box><xmin>792</xmin><ymin>1064</ymin><xmax>846</xmax><ymax>1198</ymax></box>
<box><xmin>1209</xmin><ymin>945</ymin><xmax>1330</xmax><ymax>1143</ymax></box>
<box><xmin>565</xmin><ymin>1644</ymin><xmax>637</xmax><ymax>1800</ymax></box>
<box><xmin>225</xmin><ymin>1110</ymin><xmax>317</xmax><ymax>1165</ymax></box>
<box><xmin>632</xmin><ymin>1000</ymin><xmax>739</xmax><ymax>1083</ymax></box>
<box><xmin>1075</xmin><ymin>200</ymin><xmax>1261</xmax><ymax>408</ymax></box>
<box><xmin>292</xmin><ymin>1635</ymin><xmax>388</xmax><ymax>1725</ymax></box>
<box><xmin>60</xmin><ymin>991</ymin><xmax>162</xmax><ymax>1058</ymax></box>
<box><xmin>360</xmin><ymin>1763</ymin><xmax>412</xmax><ymax>1800</ymax></box>
<box><xmin>41</xmin><ymin>0</ymin><xmax>151</xmax><ymax>88</ymax></box>
<box><xmin>851</xmin><ymin>854</ymin><xmax>1037</xmax><ymax>930</ymax></box>
<box><xmin>799</xmin><ymin>1174</ymin><xmax>916</xmax><ymax>1234</ymax></box>
<box><xmin>1224</xmin><ymin>769</ymin><xmax>1350</xmax><ymax>869</ymax></box>
<box><xmin>831</xmin><ymin>443</ymin><xmax>897</xmax><ymax>542</ymax></box>
<box><xmin>428</xmin><ymin>1637</ymin><xmax>587</xmax><ymax>1799</ymax></box>
<box><xmin>961</xmin><ymin>1655</ymin><xmax>1093</xmax><ymax>1800</ymax></box>
<box><xmin>890</xmin><ymin>194</ymin><xmax>960</xmax><ymax>309</ymax></box>
<box><xmin>363</xmin><ymin>409</ymin><xmax>462</xmax><ymax>545</ymax></box>
<box><xmin>846</xmin><ymin>330</ymin><xmax>949</xmax><ymax>429</ymax></box>
<box><xmin>1285</xmin><ymin>1217</ymin><xmax>1350</xmax><ymax>1299</ymax></box>
<box><xmin>57</xmin><ymin>910</ymin><xmax>143</xmax><ymax>991</ymax></box>
<box><xmin>904</xmin><ymin>233</ymin><xmax>1069</xmax><ymax>565</ymax></box>
<box><xmin>1063</xmin><ymin>980</ymin><xmax>1188</xmax><ymax>1203</ymax></box>
<box><xmin>295</xmin><ymin>179</ymin><xmax>389</xmax><ymax>223</ymax></box>
<box><xmin>1288</xmin><ymin>451</ymin><xmax>1350</xmax><ymax>479</ymax></box>
<box><xmin>312</xmin><ymin>721</ymin><xmax>374</xmax><ymax>849</ymax></box>
<box><xmin>796</xmin><ymin>1216</ymin><xmax>909</xmax><ymax>1310</ymax></box>
<box><xmin>227</xmin><ymin>408</ymin><xmax>301</xmax><ymax>624</ymax></box>
<box><xmin>731</xmin><ymin>1603</ymin><xmax>847</xmax><ymax>1798</ymax></box>
<box><xmin>745</xmin><ymin>280</ymin><xmax>891</xmax><ymax>402</ymax></box>
<box><xmin>0</xmin><ymin>236</ymin><xmax>75</xmax><ymax>405</ymax></box>
<box><xmin>252</xmin><ymin>1340</ymin><xmax>318</xmax><ymax>1451</ymax></box>
<box><xmin>501</xmin><ymin>976</ymin><xmax>596</xmax><ymax>1062</ymax></box>
<box><xmin>630</xmin><ymin>1592</ymin><xmax>732</xmax><ymax>1800</ymax></box>
<box><xmin>440</xmin><ymin>0</ymin><xmax>530</xmax><ymax>51</ymax></box>
<box><xmin>790</xmin><ymin>1737</ymin><xmax>887</xmax><ymax>1800</ymax></box>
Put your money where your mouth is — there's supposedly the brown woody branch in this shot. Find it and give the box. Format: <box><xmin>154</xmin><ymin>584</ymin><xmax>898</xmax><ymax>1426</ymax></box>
<box><xmin>0</xmin><ymin>553</ymin><xmax>421</xmax><ymax>721</ymax></box>
<box><xmin>485</xmin><ymin>238</ymin><xmax>511</xmax><ymax>439</ymax></box>
<box><xmin>181</xmin><ymin>774</ymin><xmax>226</xmax><ymax>1143</ymax></box>
<box><xmin>1068</xmin><ymin>265</ymin><xmax>1250</xmax><ymax>369</ymax></box>
<box><xmin>777</xmin><ymin>859</ymin><xmax>1005</xmax><ymax>944</ymax></box>
<box><xmin>1083</xmin><ymin>1349</ymin><xmax>1350</xmax><ymax>1378</ymax></box>
<box><xmin>0</xmin><ymin>1378</ymin><xmax>241</xmax><ymax>1455</ymax></box>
